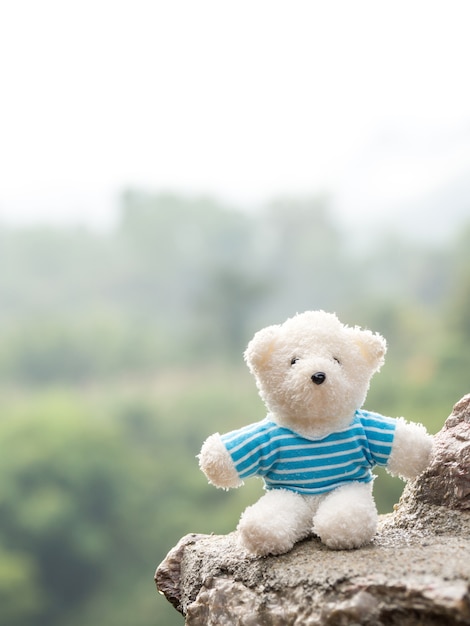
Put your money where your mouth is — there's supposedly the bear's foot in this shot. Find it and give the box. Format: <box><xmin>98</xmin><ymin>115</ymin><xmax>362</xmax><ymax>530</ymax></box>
<box><xmin>237</xmin><ymin>489</ymin><xmax>312</xmax><ymax>556</ymax></box>
<box><xmin>313</xmin><ymin>482</ymin><xmax>378</xmax><ymax>550</ymax></box>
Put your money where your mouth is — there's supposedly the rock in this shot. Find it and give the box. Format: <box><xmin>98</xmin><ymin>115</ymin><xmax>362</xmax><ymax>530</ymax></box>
<box><xmin>155</xmin><ymin>395</ymin><xmax>470</xmax><ymax>625</ymax></box>
<box><xmin>414</xmin><ymin>394</ymin><xmax>470</xmax><ymax>510</ymax></box>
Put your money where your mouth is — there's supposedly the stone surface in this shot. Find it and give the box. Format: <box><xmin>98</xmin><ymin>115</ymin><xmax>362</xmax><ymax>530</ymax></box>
<box><xmin>155</xmin><ymin>395</ymin><xmax>470</xmax><ymax>625</ymax></box>
<box><xmin>414</xmin><ymin>394</ymin><xmax>470</xmax><ymax>510</ymax></box>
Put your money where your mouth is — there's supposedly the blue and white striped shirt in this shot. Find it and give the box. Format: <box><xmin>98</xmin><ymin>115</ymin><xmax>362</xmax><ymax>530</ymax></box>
<box><xmin>220</xmin><ymin>410</ymin><xmax>396</xmax><ymax>495</ymax></box>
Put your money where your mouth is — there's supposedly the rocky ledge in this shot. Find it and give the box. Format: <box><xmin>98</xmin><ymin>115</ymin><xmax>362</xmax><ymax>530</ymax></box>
<box><xmin>155</xmin><ymin>394</ymin><xmax>470</xmax><ymax>626</ymax></box>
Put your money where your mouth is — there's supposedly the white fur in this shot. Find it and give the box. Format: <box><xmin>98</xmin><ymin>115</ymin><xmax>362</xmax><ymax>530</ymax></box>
<box><xmin>236</xmin><ymin>482</ymin><xmax>379</xmax><ymax>555</ymax></box>
<box><xmin>244</xmin><ymin>311</ymin><xmax>387</xmax><ymax>439</ymax></box>
<box><xmin>313</xmin><ymin>482</ymin><xmax>378</xmax><ymax>549</ymax></box>
<box><xmin>237</xmin><ymin>489</ymin><xmax>314</xmax><ymax>555</ymax></box>
<box><xmin>198</xmin><ymin>433</ymin><xmax>242</xmax><ymax>489</ymax></box>
<box><xmin>386</xmin><ymin>418</ymin><xmax>433</xmax><ymax>480</ymax></box>
<box><xmin>198</xmin><ymin>310</ymin><xmax>434</xmax><ymax>556</ymax></box>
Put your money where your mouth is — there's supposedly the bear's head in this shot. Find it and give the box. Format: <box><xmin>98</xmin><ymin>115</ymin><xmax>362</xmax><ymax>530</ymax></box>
<box><xmin>244</xmin><ymin>311</ymin><xmax>386</xmax><ymax>438</ymax></box>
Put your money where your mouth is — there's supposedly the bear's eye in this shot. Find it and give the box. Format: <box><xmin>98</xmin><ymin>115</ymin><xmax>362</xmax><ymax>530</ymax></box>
<box><xmin>333</xmin><ymin>357</ymin><xmax>341</xmax><ymax>365</ymax></box>
<box><xmin>290</xmin><ymin>357</ymin><xmax>300</xmax><ymax>366</ymax></box>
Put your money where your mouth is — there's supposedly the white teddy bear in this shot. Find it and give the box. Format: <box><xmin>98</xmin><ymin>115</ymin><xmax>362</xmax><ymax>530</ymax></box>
<box><xmin>199</xmin><ymin>311</ymin><xmax>433</xmax><ymax>556</ymax></box>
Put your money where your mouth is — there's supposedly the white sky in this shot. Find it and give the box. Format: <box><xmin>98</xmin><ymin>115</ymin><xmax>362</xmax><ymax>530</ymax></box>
<box><xmin>0</xmin><ymin>0</ymin><xmax>470</xmax><ymax>230</ymax></box>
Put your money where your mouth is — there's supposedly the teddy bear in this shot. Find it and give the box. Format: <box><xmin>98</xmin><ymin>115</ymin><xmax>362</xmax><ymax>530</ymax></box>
<box><xmin>198</xmin><ymin>310</ymin><xmax>433</xmax><ymax>556</ymax></box>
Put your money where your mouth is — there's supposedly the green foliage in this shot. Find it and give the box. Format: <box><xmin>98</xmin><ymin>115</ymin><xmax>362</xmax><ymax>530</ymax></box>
<box><xmin>0</xmin><ymin>394</ymin><xmax>136</xmax><ymax>624</ymax></box>
<box><xmin>0</xmin><ymin>544</ymin><xmax>41</xmax><ymax>625</ymax></box>
<box><xmin>0</xmin><ymin>191</ymin><xmax>468</xmax><ymax>624</ymax></box>
<box><xmin>0</xmin><ymin>372</ymin><xmax>265</xmax><ymax>626</ymax></box>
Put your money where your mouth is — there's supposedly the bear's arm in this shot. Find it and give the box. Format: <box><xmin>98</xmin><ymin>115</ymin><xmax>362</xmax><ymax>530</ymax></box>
<box><xmin>386</xmin><ymin>417</ymin><xmax>433</xmax><ymax>480</ymax></box>
<box><xmin>198</xmin><ymin>432</ymin><xmax>243</xmax><ymax>489</ymax></box>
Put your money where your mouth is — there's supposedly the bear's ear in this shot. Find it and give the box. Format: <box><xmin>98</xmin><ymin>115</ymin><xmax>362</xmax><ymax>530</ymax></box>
<box><xmin>347</xmin><ymin>327</ymin><xmax>387</xmax><ymax>371</ymax></box>
<box><xmin>244</xmin><ymin>325</ymin><xmax>279</xmax><ymax>373</ymax></box>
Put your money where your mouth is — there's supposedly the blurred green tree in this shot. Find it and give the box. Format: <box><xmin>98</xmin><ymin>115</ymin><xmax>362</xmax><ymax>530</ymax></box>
<box><xmin>0</xmin><ymin>397</ymin><xmax>137</xmax><ymax>625</ymax></box>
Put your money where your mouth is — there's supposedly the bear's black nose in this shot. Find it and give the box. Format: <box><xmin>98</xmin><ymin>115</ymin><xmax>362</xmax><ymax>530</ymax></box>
<box><xmin>311</xmin><ymin>372</ymin><xmax>326</xmax><ymax>385</ymax></box>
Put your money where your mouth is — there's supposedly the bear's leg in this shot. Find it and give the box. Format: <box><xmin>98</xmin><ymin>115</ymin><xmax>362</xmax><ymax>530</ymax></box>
<box><xmin>237</xmin><ymin>489</ymin><xmax>312</xmax><ymax>556</ymax></box>
<box><xmin>313</xmin><ymin>482</ymin><xmax>378</xmax><ymax>550</ymax></box>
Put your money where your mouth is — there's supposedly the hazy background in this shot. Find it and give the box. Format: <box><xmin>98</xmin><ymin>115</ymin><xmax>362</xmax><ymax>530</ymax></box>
<box><xmin>1</xmin><ymin>0</ymin><xmax>470</xmax><ymax>238</ymax></box>
<box><xmin>0</xmin><ymin>1</ymin><xmax>469</xmax><ymax>625</ymax></box>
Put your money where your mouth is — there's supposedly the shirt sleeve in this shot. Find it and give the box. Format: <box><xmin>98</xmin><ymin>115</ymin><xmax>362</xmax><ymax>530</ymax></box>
<box><xmin>358</xmin><ymin>410</ymin><xmax>397</xmax><ymax>467</ymax></box>
<box><xmin>220</xmin><ymin>420</ymin><xmax>279</xmax><ymax>480</ymax></box>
